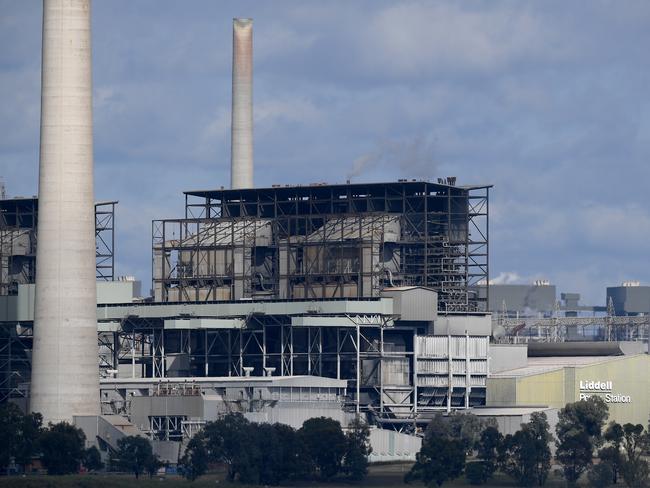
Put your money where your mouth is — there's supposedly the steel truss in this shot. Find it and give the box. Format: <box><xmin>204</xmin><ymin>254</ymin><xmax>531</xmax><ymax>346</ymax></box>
<box><xmin>0</xmin><ymin>324</ymin><xmax>32</xmax><ymax>402</ymax></box>
<box><xmin>153</xmin><ymin>181</ymin><xmax>490</xmax><ymax>312</ymax></box>
<box><xmin>0</xmin><ymin>198</ymin><xmax>117</xmax><ymax>295</ymax></box>
<box><xmin>94</xmin><ymin>315</ymin><xmax>422</xmax><ymax>420</ymax></box>
<box><xmin>95</xmin><ymin>201</ymin><xmax>117</xmax><ymax>281</ymax></box>
<box><xmin>497</xmin><ymin>312</ymin><xmax>650</xmax><ymax>343</ymax></box>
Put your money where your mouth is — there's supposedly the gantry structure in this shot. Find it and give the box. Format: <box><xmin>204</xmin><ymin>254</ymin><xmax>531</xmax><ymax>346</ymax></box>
<box><xmin>0</xmin><ymin>198</ymin><xmax>116</xmax><ymax>400</ymax></box>
<box><xmin>153</xmin><ymin>180</ymin><xmax>490</xmax><ymax>313</ymax></box>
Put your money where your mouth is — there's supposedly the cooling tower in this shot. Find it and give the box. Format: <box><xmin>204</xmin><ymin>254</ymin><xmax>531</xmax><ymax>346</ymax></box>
<box><xmin>231</xmin><ymin>18</ymin><xmax>254</xmax><ymax>189</ymax></box>
<box><xmin>30</xmin><ymin>0</ymin><xmax>100</xmax><ymax>423</ymax></box>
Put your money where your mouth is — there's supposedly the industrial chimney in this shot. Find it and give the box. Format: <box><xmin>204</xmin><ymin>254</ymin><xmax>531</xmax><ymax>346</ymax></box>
<box><xmin>31</xmin><ymin>0</ymin><xmax>100</xmax><ymax>422</ymax></box>
<box><xmin>231</xmin><ymin>18</ymin><xmax>253</xmax><ymax>189</ymax></box>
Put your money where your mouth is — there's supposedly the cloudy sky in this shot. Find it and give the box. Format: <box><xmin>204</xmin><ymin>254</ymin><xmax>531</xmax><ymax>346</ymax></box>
<box><xmin>1</xmin><ymin>1</ymin><xmax>649</xmax><ymax>304</ymax></box>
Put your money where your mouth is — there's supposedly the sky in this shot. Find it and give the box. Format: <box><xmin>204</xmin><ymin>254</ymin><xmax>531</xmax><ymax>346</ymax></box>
<box><xmin>1</xmin><ymin>1</ymin><xmax>649</xmax><ymax>305</ymax></box>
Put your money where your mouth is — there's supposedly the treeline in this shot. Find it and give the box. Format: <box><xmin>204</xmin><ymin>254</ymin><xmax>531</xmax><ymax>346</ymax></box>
<box><xmin>0</xmin><ymin>403</ymin><xmax>164</xmax><ymax>478</ymax></box>
<box><xmin>178</xmin><ymin>413</ymin><xmax>372</xmax><ymax>484</ymax></box>
<box><xmin>407</xmin><ymin>397</ymin><xmax>650</xmax><ymax>487</ymax></box>
<box><xmin>0</xmin><ymin>403</ymin><xmax>102</xmax><ymax>475</ymax></box>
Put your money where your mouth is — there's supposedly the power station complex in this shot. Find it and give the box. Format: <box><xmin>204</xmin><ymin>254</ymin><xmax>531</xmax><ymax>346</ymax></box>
<box><xmin>1</xmin><ymin>0</ymin><xmax>648</xmax><ymax>464</ymax></box>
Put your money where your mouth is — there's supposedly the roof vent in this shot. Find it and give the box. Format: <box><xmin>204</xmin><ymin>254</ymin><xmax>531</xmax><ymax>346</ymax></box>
<box><xmin>622</xmin><ymin>280</ymin><xmax>640</xmax><ymax>287</ymax></box>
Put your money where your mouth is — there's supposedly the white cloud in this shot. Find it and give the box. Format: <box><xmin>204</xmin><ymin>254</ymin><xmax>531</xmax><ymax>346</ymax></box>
<box><xmin>357</xmin><ymin>2</ymin><xmax>573</xmax><ymax>77</ymax></box>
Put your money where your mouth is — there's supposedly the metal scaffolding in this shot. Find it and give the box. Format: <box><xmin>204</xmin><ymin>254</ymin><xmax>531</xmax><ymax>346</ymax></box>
<box><xmin>95</xmin><ymin>201</ymin><xmax>117</xmax><ymax>281</ymax></box>
<box><xmin>0</xmin><ymin>198</ymin><xmax>117</xmax><ymax>295</ymax></box>
<box><xmin>0</xmin><ymin>198</ymin><xmax>37</xmax><ymax>295</ymax></box>
<box><xmin>153</xmin><ymin>181</ymin><xmax>490</xmax><ymax>312</ymax></box>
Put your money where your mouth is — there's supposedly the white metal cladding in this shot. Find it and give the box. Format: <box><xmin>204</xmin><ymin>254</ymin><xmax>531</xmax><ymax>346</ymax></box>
<box><xmin>416</xmin><ymin>335</ymin><xmax>488</xmax><ymax>357</ymax></box>
<box><xmin>381</xmin><ymin>358</ymin><xmax>410</xmax><ymax>385</ymax></box>
<box><xmin>469</xmin><ymin>376</ymin><xmax>487</xmax><ymax>386</ymax></box>
<box><xmin>416</xmin><ymin>359</ymin><xmax>488</xmax><ymax>375</ymax></box>
<box><xmin>417</xmin><ymin>375</ymin><xmax>482</xmax><ymax>387</ymax></box>
<box><xmin>368</xmin><ymin>428</ymin><xmax>421</xmax><ymax>462</ymax></box>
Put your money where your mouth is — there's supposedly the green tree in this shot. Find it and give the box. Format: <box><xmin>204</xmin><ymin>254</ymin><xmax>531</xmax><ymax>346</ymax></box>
<box><xmin>273</xmin><ymin>422</ymin><xmax>312</xmax><ymax>481</ymax></box>
<box><xmin>203</xmin><ymin>413</ymin><xmax>260</xmax><ymax>483</ymax></box>
<box><xmin>556</xmin><ymin>430</ymin><xmax>594</xmax><ymax>485</ymax></box>
<box><xmin>466</xmin><ymin>425</ymin><xmax>503</xmax><ymax>486</ymax></box>
<box><xmin>556</xmin><ymin>397</ymin><xmax>609</xmax><ymax>485</ymax></box>
<box><xmin>499</xmin><ymin>412</ymin><xmax>552</xmax><ymax>487</ymax></box>
<box><xmin>406</xmin><ymin>436</ymin><xmax>466</xmax><ymax>487</ymax></box>
<box><xmin>342</xmin><ymin>417</ymin><xmax>372</xmax><ymax>481</ymax></box>
<box><xmin>179</xmin><ymin>433</ymin><xmax>208</xmax><ymax>481</ymax></box>
<box><xmin>0</xmin><ymin>403</ymin><xmax>43</xmax><ymax>473</ymax></box>
<box><xmin>588</xmin><ymin>462</ymin><xmax>614</xmax><ymax>488</ymax></box>
<box><xmin>465</xmin><ymin>461</ymin><xmax>493</xmax><ymax>485</ymax></box>
<box><xmin>599</xmin><ymin>421</ymin><xmax>624</xmax><ymax>484</ymax></box>
<box><xmin>299</xmin><ymin>417</ymin><xmax>347</xmax><ymax>480</ymax></box>
<box><xmin>145</xmin><ymin>453</ymin><xmax>163</xmax><ymax>478</ymax></box>
<box><xmin>256</xmin><ymin>422</ymin><xmax>283</xmax><ymax>485</ymax></box>
<box><xmin>619</xmin><ymin>423</ymin><xmax>650</xmax><ymax>488</ymax></box>
<box><xmin>83</xmin><ymin>445</ymin><xmax>103</xmax><ymax>472</ymax></box>
<box><xmin>40</xmin><ymin>422</ymin><xmax>86</xmax><ymax>475</ymax></box>
<box><xmin>114</xmin><ymin>435</ymin><xmax>155</xmax><ymax>479</ymax></box>
<box><xmin>425</xmin><ymin>412</ymin><xmax>497</xmax><ymax>454</ymax></box>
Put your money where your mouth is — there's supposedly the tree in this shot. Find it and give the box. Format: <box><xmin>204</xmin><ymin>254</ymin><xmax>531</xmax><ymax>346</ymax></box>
<box><xmin>342</xmin><ymin>417</ymin><xmax>372</xmax><ymax>481</ymax></box>
<box><xmin>499</xmin><ymin>412</ymin><xmax>552</xmax><ymax>487</ymax></box>
<box><xmin>476</xmin><ymin>426</ymin><xmax>503</xmax><ymax>481</ymax></box>
<box><xmin>179</xmin><ymin>433</ymin><xmax>209</xmax><ymax>481</ymax></box>
<box><xmin>588</xmin><ymin>462</ymin><xmax>614</xmax><ymax>488</ymax></box>
<box><xmin>255</xmin><ymin>422</ymin><xmax>283</xmax><ymax>485</ymax></box>
<box><xmin>556</xmin><ymin>397</ymin><xmax>609</xmax><ymax>485</ymax></box>
<box><xmin>203</xmin><ymin>413</ymin><xmax>261</xmax><ymax>483</ymax></box>
<box><xmin>619</xmin><ymin>423</ymin><xmax>650</xmax><ymax>488</ymax></box>
<box><xmin>83</xmin><ymin>446</ymin><xmax>103</xmax><ymax>472</ymax></box>
<box><xmin>0</xmin><ymin>403</ymin><xmax>43</xmax><ymax>473</ymax></box>
<box><xmin>145</xmin><ymin>453</ymin><xmax>163</xmax><ymax>478</ymax></box>
<box><xmin>40</xmin><ymin>422</ymin><xmax>86</xmax><ymax>475</ymax></box>
<box><xmin>114</xmin><ymin>435</ymin><xmax>156</xmax><ymax>479</ymax></box>
<box><xmin>406</xmin><ymin>436</ymin><xmax>466</xmax><ymax>487</ymax></box>
<box><xmin>465</xmin><ymin>461</ymin><xmax>493</xmax><ymax>485</ymax></box>
<box><xmin>299</xmin><ymin>417</ymin><xmax>347</xmax><ymax>480</ymax></box>
<box><xmin>425</xmin><ymin>412</ymin><xmax>496</xmax><ymax>454</ymax></box>
<box><xmin>556</xmin><ymin>430</ymin><xmax>594</xmax><ymax>485</ymax></box>
<box><xmin>599</xmin><ymin>421</ymin><xmax>624</xmax><ymax>484</ymax></box>
<box><xmin>273</xmin><ymin>422</ymin><xmax>312</xmax><ymax>481</ymax></box>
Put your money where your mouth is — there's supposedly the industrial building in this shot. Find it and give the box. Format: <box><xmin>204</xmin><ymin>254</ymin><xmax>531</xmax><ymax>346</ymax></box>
<box><xmin>607</xmin><ymin>282</ymin><xmax>650</xmax><ymax>316</ymax></box>
<box><xmin>487</xmin><ymin>342</ymin><xmax>650</xmax><ymax>427</ymax></box>
<box><xmin>2</xmin><ymin>1</ymin><xmax>648</xmax><ymax>467</ymax></box>
<box><xmin>480</xmin><ymin>281</ymin><xmax>557</xmax><ymax>317</ymax></box>
<box><xmin>154</xmin><ymin>180</ymin><xmax>490</xmax><ymax>312</ymax></box>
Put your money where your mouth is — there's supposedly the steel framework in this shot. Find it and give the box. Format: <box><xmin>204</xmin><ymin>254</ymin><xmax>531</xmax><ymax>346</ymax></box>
<box><xmin>496</xmin><ymin>314</ymin><xmax>650</xmax><ymax>343</ymax></box>
<box><xmin>0</xmin><ymin>198</ymin><xmax>116</xmax><ymax>296</ymax></box>
<box><xmin>95</xmin><ymin>201</ymin><xmax>117</xmax><ymax>281</ymax></box>
<box><xmin>0</xmin><ymin>198</ymin><xmax>37</xmax><ymax>295</ymax></box>
<box><xmin>153</xmin><ymin>181</ymin><xmax>490</xmax><ymax>312</ymax></box>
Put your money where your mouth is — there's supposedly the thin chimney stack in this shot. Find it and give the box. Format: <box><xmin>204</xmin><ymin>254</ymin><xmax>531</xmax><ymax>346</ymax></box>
<box><xmin>231</xmin><ymin>18</ymin><xmax>254</xmax><ymax>189</ymax></box>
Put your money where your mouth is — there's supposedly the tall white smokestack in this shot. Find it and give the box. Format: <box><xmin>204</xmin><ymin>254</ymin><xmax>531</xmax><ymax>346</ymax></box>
<box><xmin>31</xmin><ymin>0</ymin><xmax>99</xmax><ymax>423</ymax></box>
<box><xmin>231</xmin><ymin>18</ymin><xmax>253</xmax><ymax>189</ymax></box>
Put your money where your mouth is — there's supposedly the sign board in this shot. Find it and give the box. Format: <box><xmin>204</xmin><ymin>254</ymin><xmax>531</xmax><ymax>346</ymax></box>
<box><xmin>579</xmin><ymin>380</ymin><xmax>631</xmax><ymax>403</ymax></box>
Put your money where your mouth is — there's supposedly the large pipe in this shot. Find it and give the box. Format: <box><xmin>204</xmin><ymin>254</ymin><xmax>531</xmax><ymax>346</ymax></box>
<box><xmin>231</xmin><ymin>18</ymin><xmax>253</xmax><ymax>189</ymax></box>
<box><xmin>31</xmin><ymin>0</ymin><xmax>99</xmax><ymax>423</ymax></box>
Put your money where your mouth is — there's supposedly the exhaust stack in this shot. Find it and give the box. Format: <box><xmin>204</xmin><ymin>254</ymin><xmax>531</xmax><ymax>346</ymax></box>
<box><xmin>230</xmin><ymin>18</ymin><xmax>254</xmax><ymax>189</ymax></box>
<box><xmin>30</xmin><ymin>0</ymin><xmax>100</xmax><ymax>422</ymax></box>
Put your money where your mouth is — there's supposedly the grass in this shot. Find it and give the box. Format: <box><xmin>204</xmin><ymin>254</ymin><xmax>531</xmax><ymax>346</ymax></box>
<box><xmin>0</xmin><ymin>464</ymin><xmax>578</xmax><ymax>488</ymax></box>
